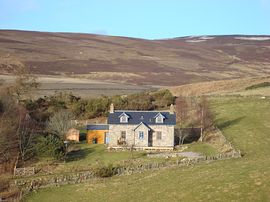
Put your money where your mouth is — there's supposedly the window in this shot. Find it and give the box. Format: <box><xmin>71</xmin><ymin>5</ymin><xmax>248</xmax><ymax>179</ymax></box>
<box><xmin>139</xmin><ymin>131</ymin><xmax>144</xmax><ymax>140</ymax></box>
<box><xmin>121</xmin><ymin>131</ymin><xmax>126</xmax><ymax>139</ymax></box>
<box><xmin>120</xmin><ymin>116</ymin><xmax>128</xmax><ymax>123</ymax></box>
<box><xmin>156</xmin><ymin>116</ymin><xmax>163</xmax><ymax>123</ymax></box>
<box><xmin>156</xmin><ymin>131</ymin><xmax>162</xmax><ymax>140</ymax></box>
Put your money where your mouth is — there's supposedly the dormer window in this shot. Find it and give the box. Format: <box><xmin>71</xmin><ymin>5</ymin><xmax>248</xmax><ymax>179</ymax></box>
<box><xmin>119</xmin><ymin>112</ymin><xmax>129</xmax><ymax>123</ymax></box>
<box><xmin>154</xmin><ymin>113</ymin><xmax>165</xmax><ymax>123</ymax></box>
<box><xmin>156</xmin><ymin>116</ymin><xmax>163</xmax><ymax>123</ymax></box>
<box><xmin>120</xmin><ymin>116</ymin><xmax>128</xmax><ymax>123</ymax></box>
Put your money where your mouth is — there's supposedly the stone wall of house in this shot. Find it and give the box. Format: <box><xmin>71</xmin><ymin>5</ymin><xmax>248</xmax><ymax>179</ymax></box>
<box><xmin>108</xmin><ymin>124</ymin><xmax>135</xmax><ymax>147</ymax></box>
<box><xmin>151</xmin><ymin>125</ymin><xmax>174</xmax><ymax>147</ymax></box>
<box><xmin>134</xmin><ymin>124</ymin><xmax>149</xmax><ymax>147</ymax></box>
<box><xmin>108</xmin><ymin>124</ymin><xmax>174</xmax><ymax>147</ymax></box>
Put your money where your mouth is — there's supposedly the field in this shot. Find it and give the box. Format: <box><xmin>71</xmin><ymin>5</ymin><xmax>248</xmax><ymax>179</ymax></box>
<box><xmin>0</xmin><ymin>74</ymin><xmax>154</xmax><ymax>98</ymax></box>
<box><xmin>25</xmin><ymin>96</ymin><xmax>270</xmax><ymax>202</ymax></box>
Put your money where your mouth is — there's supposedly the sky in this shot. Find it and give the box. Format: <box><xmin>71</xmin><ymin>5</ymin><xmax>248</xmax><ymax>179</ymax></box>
<box><xmin>0</xmin><ymin>0</ymin><xmax>270</xmax><ymax>39</ymax></box>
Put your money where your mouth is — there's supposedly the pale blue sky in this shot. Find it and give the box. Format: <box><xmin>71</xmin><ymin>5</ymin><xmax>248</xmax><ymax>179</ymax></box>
<box><xmin>0</xmin><ymin>0</ymin><xmax>270</xmax><ymax>39</ymax></box>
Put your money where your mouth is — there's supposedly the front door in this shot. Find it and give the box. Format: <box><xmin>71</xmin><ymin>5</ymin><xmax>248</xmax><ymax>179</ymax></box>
<box><xmin>105</xmin><ymin>132</ymin><xmax>109</xmax><ymax>144</ymax></box>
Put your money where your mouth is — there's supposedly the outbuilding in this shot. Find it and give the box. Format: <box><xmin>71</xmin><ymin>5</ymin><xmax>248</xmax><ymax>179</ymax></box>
<box><xmin>86</xmin><ymin>125</ymin><xmax>109</xmax><ymax>144</ymax></box>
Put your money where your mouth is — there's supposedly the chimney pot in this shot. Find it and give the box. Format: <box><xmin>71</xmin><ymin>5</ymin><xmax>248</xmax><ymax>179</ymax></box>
<box><xmin>169</xmin><ymin>104</ymin><xmax>174</xmax><ymax>114</ymax></box>
<box><xmin>110</xmin><ymin>103</ymin><xmax>114</xmax><ymax>113</ymax></box>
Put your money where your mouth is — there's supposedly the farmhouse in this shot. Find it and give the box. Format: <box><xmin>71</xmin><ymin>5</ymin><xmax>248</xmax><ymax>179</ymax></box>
<box><xmin>107</xmin><ymin>104</ymin><xmax>176</xmax><ymax>149</ymax></box>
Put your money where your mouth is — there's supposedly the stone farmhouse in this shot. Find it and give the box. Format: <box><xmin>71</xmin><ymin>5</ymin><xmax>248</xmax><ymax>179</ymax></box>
<box><xmin>106</xmin><ymin>104</ymin><xmax>176</xmax><ymax>149</ymax></box>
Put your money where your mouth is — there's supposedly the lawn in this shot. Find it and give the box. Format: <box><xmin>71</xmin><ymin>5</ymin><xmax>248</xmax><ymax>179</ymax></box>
<box><xmin>25</xmin><ymin>97</ymin><xmax>270</xmax><ymax>201</ymax></box>
<box><xmin>32</xmin><ymin>143</ymin><xmax>148</xmax><ymax>175</ymax></box>
<box><xmin>185</xmin><ymin>142</ymin><xmax>218</xmax><ymax>156</ymax></box>
<box><xmin>34</xmin><ymin>140</ymin><xmax>215</xmax><ymax>175</ymax></box>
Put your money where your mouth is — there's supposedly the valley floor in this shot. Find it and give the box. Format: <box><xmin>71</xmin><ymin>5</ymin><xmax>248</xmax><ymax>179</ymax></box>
<box><xmin>0</xmin><ymin>74</ymin><xmax>154</xmax><ymax>98</ymax></box>
<box><xmin>24</xmin><ymin>96</ymin><xmax>270</xmax><ymax>202</ymax></box>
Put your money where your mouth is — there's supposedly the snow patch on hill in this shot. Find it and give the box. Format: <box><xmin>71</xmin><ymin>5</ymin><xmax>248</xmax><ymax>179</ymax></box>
<box><xmin>186</xmin><ymin>36</ymin><xmax>215</xmax><ymax>43</ymax></box>
<box><xmin>235</xmin><ymin>37</ymin><xmax>270</xmax><ymax>41</ymax></box>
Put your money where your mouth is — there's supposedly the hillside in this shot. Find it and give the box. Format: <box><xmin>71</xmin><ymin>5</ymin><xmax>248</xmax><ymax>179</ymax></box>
<box><xmin>25</xmin><ymin>97</ymin><xmax>270</xmax><ymax>201</ymax></box>
<box><xmin>1</xmin><ymin>30</ymin><xmax>270</xmax><ymax>86</ymax></box>
<box><xmin>168</xmin><ymin>76</ymin><xmax>270</xmax><ymax>96</ymax></box>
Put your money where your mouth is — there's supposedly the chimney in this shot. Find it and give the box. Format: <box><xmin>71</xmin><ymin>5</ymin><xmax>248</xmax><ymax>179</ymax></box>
<box><xmin>109</xmin><ymin>103</ymin><xmax>114</xmax><ymax>113</ymax></box>
<box><xmin>169</xmin><ymin>104</ymin><xmax>174</xmax><ymax>114</ymax></box>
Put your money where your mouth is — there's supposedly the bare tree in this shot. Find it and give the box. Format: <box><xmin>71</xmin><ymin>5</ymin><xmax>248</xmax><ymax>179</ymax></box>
<box><xmin>197</xmin><ymin>96</ymin><xmax>214</xmax><ymax>141</ymax></box>
<box><xmin>175</xmin><ymin>97</ymin><xmax>188</xmax><ymax>145</ymax></box>
<box><xmin>46</xmin><ymin>110</ymin><xmax>75</xmax><ymax>160</ymax></box>
<box><xmin>0</xmin><ymin>66</ymin><xmax>39</xmax><ymax>172</ymax></box>
<box><xmin>46</xmin><ymin>110</ymin><xmax>75</xmax><ymax>141</ymax></box>
<box><xmin>0</xmin><ymin>92</ymin><xmax>19</xmax><ymax>173</ymax></box>
<box><xmin>16</xmin><ymin>108</ymin><xmax>36</xmax><ymax>165</ymax></box>
<box><xmin>7</xmin><ymin>66</ymin><xmax>39</xmax><ymax>102</ymax></box>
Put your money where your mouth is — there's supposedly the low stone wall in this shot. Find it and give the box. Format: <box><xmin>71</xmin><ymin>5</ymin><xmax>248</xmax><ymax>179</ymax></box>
<box><xmin>14</xmin><ymin>167</ymin><xmax>35</xmax><ymax>176</ymax></box>
<box><xmin>15</xmin><ymin>151</ymin><xmax>241</xmax><ymax>195</ymax></box>
<box><xmin>108</xmin><ymin>146</ymin><xmax>174</xmax><ymax>151</ymax></box>
<box><xmin>15</xmin><ymin>170</ymin><xmax>96</xmax><ymax>192</ymax></box>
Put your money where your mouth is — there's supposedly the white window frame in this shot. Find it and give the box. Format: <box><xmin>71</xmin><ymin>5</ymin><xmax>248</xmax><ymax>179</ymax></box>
<box><xmin>156</xmin><ymin>116</ymin><xmax>163</xmax><ymax>123</ymax></box>
<box><xmin>139</xmin><ymin>131</ymin><xmax>144</xmax><ymax>140</ymax></box>
<box><xmin>120</xmin><ymin>116</ymin><xmax>128</xmax><ymax>123</ymax></box>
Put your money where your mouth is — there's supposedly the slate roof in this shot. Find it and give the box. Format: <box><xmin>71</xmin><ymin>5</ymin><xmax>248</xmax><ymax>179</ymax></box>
<box><xmin>108</xmin><ymin>111</ymin><xmax>176</xmax><ymax>125</ymax></box>
<box><xmin>87</xmin><ymin>124</ymin><xmax>109</xmax><ymax>130</ymax></box>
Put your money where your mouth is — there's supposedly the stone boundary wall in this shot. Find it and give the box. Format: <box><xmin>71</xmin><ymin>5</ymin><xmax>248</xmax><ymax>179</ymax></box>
<box><xmin>14</xmin><ymin>167</ymin><xmax>35</xmax><ymax>176</ymax></box>
<box><xmin>15</xmin><ymin>151</ymin><xmax>241</xmax><ymax>195</ymax></box>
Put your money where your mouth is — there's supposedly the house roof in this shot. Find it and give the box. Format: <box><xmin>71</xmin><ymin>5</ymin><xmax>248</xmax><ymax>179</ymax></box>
<box><xmin>108</xmin><ymin>111</ymin><xmax>176</xmax><ymax>125</ymax></box>
<box><xmin>87</xmin><ymin>124</ymin><xmax>109</xmax><ymax>130</ymax></box>
<box><xmin>133</xmin><ymin>122</ymin><xmax>151</xmax><ymax>131</ymax></box>
<box><xmin>118</xmin><ymin>112</ymin><xmax>129</xmax><ymax>118</ymax></box>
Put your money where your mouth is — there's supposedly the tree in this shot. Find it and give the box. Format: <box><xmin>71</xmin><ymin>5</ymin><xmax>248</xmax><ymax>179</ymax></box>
<box><xmin>7</xmin><ymin>66</ymin><xmax>39</xmax><ymax>103</ymax></box>
<box><xmin>197</xmin><ymin>96</ymin><xmax>214</xmax><ymax>141</ymax></box>
<box><xmin>175</xmin><ymin>97</ymin><xmax>188</xmax><ymax>145</ymax></box>
<box><xmin>16</xmin><ymin>108</ymin><xmax>36</xmax><ymax>165</ymax></box>
<box><xmin>46</xmin><ymin>110</ymin><xmax>75</xmax><ymax>141</ymax></box>
<box><xmin>46</xmin><ymin>110</ymin><xmax>75</xmax><ymax>160</ymax></box>
<box><xmin>0</xmin><ymin>92</ymin><xmax>19</xmax><ymax>173</ymax></box>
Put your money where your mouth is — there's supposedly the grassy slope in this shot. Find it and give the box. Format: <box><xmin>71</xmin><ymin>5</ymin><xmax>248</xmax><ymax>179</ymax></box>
<box><xmin>25</xmin><ymin>97</ymin><xmax>270</xmax><ymax>202</ymax></box>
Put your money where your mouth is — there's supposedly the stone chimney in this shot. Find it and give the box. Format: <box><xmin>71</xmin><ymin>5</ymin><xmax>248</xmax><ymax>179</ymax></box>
<box><xmin>169</xmin><ymin>104</ymin><xmax>174</xmax><ymax>114</ymax></box>
<box><xmin>109</xmin><ymin>103</ymin><xmax>114</xmax><ymax>113</ymax></box>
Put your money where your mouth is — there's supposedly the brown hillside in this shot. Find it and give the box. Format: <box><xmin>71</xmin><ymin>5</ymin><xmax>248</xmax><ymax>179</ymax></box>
<box><xmin>0</xmin><ymin>30</ymin><xmax>270</xmax><ymax>86</ymax></box>
<box><xmin>168</xmin><ymin>76</ymin><xmax>270</xmax><ymax>96</ymax></box>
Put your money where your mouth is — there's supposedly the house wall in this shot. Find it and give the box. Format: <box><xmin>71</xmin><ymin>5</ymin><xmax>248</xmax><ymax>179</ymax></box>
<box><xmin>87</xmin><ymin>130</ymin><xmax>108</xmax><ymax>144</ymax></box>
<box><xmin>134</xmin><ymin>124</ymin><xmax>149</xmax><ymax>147</ymax></box>
<box><xmin>150</xmin><ymin>125</ymin><xmax>174</xmax><ymax>147</ymax></box>
<box><xmin>108</xmin><ymin>124</ymin><xmax>174</xmax><ymax>147</ymax></box>
<box><xmin>66</xmin><ymin>128</ymin><xmax>80</xmax><ymax>142</ymax></box>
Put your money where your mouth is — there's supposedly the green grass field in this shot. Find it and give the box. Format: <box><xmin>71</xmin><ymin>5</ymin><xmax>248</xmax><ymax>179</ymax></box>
<box><xmin>25</xmin><ymin>97</ymin><xmax>270</xmax><ymax>202</ymax></box>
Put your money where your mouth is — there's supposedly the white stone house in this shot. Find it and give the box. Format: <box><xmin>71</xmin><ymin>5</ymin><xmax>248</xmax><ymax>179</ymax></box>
<box><xmin>107</xmin><ymin>104</ymin><xmax>176</xmax><ymax>149</ymax></box>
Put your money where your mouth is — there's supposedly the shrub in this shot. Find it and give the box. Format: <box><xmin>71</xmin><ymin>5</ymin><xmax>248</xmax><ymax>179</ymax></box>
<box><xmin>245</xmin><ymin>82</ymin><xmax>270</xmax><ymax>90</ymax></box>
<box><xmin>0</xmin><ymin>178</ymin><xmax>10</xmax><ymax>192</ymax></box>
<box><xmin>94</xmin><ymin>164</ymin><xmax>118</xmax><ymax>178</ymax></box>
<box><xmin>34</xmin><ymin>135</ymin><xmax>64</xmax><ymax>159</ymax></box>
<box><xmin>151</xmin><ymin>89</ymin><xmax>175</xmax><ymax>108</ymax></box>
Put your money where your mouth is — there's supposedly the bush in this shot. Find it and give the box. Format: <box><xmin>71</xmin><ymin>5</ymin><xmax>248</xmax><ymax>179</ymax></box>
<box><xmin>35</xmin><ymin>135</ymin><xmax>64</xmax><ymax>159</ymax></box>
<box><xmin>94</xmin><ymin>164</ymin><xmax>118</xmax><ymax>178</ymax></box>
<box><xmin>151</xmin><ymin>89</ymin><xmax>175</xmax><ymax>108</ymax></box>
<box><xmin>0</xmin><ymin>178</ymin><xmax>10</xmax><ymax>192</ymax></box>
<box><xmin>245</xmin><ymin>82</ymin><xmax>270</xmax><ymax>90</ymax></box>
